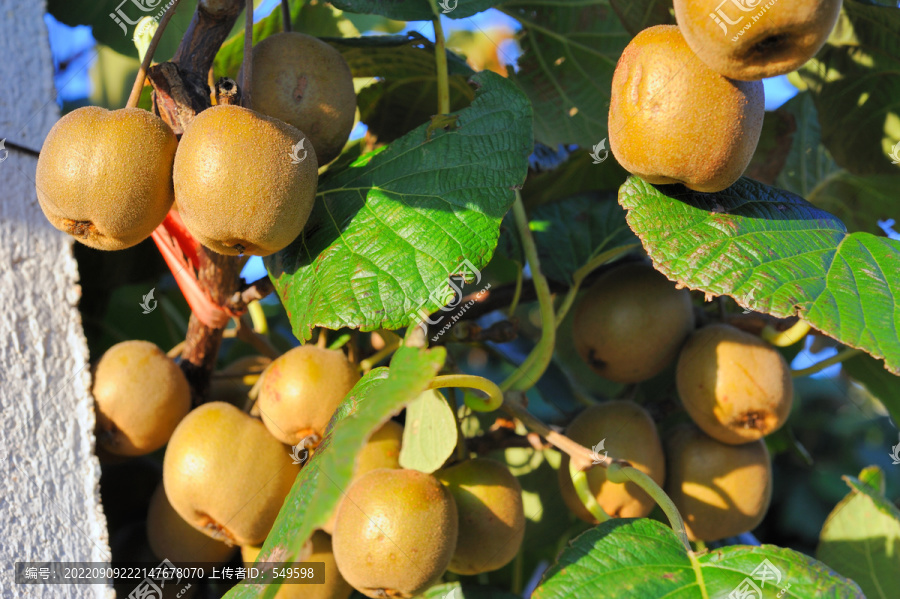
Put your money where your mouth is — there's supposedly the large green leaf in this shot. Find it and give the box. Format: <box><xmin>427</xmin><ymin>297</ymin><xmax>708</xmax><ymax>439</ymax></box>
<box><xmin>265</xmin><ymin>71</ymin><xmax>532</xmax><ymax>340</ymax></box>
<box><xmin>773</xmin><ymin>93</ymin><xmax>840</xmax><ymax>198</ymax></box>
<box><xmin>608</xmin><ymin>0</ymin><xmax>673</xmax><ymax>35</ymax></box>
<box><xmin>618</xmin><ymin>176</ymin><xmax>900</xmax><ymax>374</ymax></box>
<box><xmin>528</xmin><ymin>193</ymin><xmax>638</xmax><ymax>285</ymax></box>
<box><xmin>817</xmin><ymin>471</ymin><xmax>900</xmax><ymax>599</ymax></box>
<box><xmin>766</xmin><ymin>92</ymin><xmax>894</xmax><ymax>237</ymax></box>
<box><xmin>522</xmin><ymin>149</ymin><xmax>629</xmax><ymax>208</ymax></box>
<box><xmin>533</xmin><ymin>518</ymin><xmax>864</xmax><ymax>598</ymax></box>
<box><xmin>48</xmin><ymin>0</ymin><xmax>198</xmax><ymax>60</ymax></box>
<box><xmin>501</xmin><ymin>0</ymin><xmax>628</xmax><ymax>148</ymax></box>
<box><xmin>329</xmin><ymin>34</ymin><xmax>475</xmax><ymax>79</ymax></box>
<box><xmin>330</xmin><ymin>0</ymin><xmax>498</xmax><ymax>21</ymax></box>
<box><xmin>843</xmin><ymin>353</ymin><xmax>900</xmax><ymax>425</ymax></box>
<box><xmin>224</xmin><ymin>344</ymin><xmax>446</xmax><ymax>599</ymax></box>
<box><xmin>795</xmin><ymin>0</ymin><xmax>900</xmax><ymax>176</ymax></box>
<box><xmin>808</xmin><ymin>172</ymin><xmax>900</xmax><ymax>236</ymax></box>
<box><xmin>357</xmin><ymin>76</ymin><xmax>475</xmax><ymax>143</ymax></box>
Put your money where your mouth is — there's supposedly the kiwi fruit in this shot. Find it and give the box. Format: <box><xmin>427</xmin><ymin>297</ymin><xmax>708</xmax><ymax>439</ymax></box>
<box><xmin>245</xmin><ymin>32</ymin><xmax>356</xmax><ymax>165</ymax></box>
<box><xmin>608</xmin><ymin>24</ymin><xmax>764</xmax><ymax>193</ymax></box>
<box><xmin>321</xmin><ymin>420</ymin><xmax>404</xmax><ymax>535</ymax></box>
<box><xmin>436</xmin><ymin>457</ymin><xmax>525</xmax><ymax>575</ymax></box>
<box><xmin>665</xmin><ymin>424</ymin><xmax>772</xmax><ymax>541</ymax></box>
<box><xmin>332</xmin><ymin>468</ymin><xmax>458</xmax><ymax>598</ymax></box>
<box><xmin>676</xmin><ymin>323</ymin><xmax>793</xmax><ymax>444</ymax></box>
<box><xmin>92</xmin><ymin>340</ymin><xmax>191</xmax><ymax>456</ymax></box>
<box><xmin>558</xmin><ymin>401</ymin><xmax>666</xmax><ymax>522</ymax></box>
<box><xmin>573</xmin><ymin>262</ymin><xmax>695</xmax><ymax>384</ymax></box>
<box><xmin>35</xmin><ymin>106</ymin><xmax>177</xmax><ymax>250</ymax></box>
<box><xmin>173</xmin><ymin>104</ymin><xmax>318</xmax><ymax>256</ymax></box>
<box><xmin>146</xmin><ymin>483</ymin><xmax>236</xmax><ymax>565</ymax></box>
<box><xmin>256</xmin><ymin>345</ymin><xmax>360</xmax><ymax>446</ymax></box>
<box><xmin>674</xmin><ymin>0</ymin><xmax>843</xmax><ymax>81</ymax></box>
<box><xmin>163</xmin><ymin>401</ymin><xmax>299</xmax><ymax>546</ymax></box>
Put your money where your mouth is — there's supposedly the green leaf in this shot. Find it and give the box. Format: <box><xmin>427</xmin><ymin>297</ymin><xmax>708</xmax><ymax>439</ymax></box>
<box><xmin>745</xmin><ymin>107</ymin><xmax>796</xmax><ymax>186</ymax></box>
<box><xmin>49</xmin><ymin>0</ymin><xmax>198</xmax><ymax>61</ymax></box>
<box><xmin>609</xmin><ymin>0</ymin><xmax>673</xmax><ymax>35</ymax></box>
<box><xmin>522</xmin><ymin>149</ymin><xmax>630</xmax><ymax>209</ymax></box>
<box><xmin>528</xmin><ymin>193</ymin><xmax>638</xmax><ymax>285</ymax></box>
<box><xmin>501</xmin><ymin>0</ymin><xmax>628</xmax><ymax>147</ymax></box>
<box><xmin>328</xmin><ymin>34</ymin><xmax>475</xmax><ymax>79</ymax></box>
<box><xmin>773</xmin><ymin>92</ymin><xmax>840</xmax><ymax>198</ymax></box>
<box><xmin>265</xmin><ymin>71</ymin><xmax>532</xmax><ymax>340</ymax></box>
<box><xmin>533</xmin><ymin>518</ymin><xmax>864</xmax><ymax>598</ymax></box>
<box><xmin>399</xmin><ymin>389</ymin><xmax>459</xmax><ymax>473</ymax></box>
<box><xmin>224</xmin><ymin>344</ymin><xmax>446</xmax><ymax>599</ymax></box>
<box><xmin>417</xmin><ymin>582</ymin><xmax>520</xmax><ymax>598</ymax></box>
<box><xmin>330</xmin><ymin>0</ymin><xmax>499</xmax><ymax>22</ymax></box>
<box><xmin>795</xmin><ymin>0</ymin><xmax>900</xmax><ymax>176</ymax></box>
<box><xmin>358</xmin><ymin>75</ymin><xmax>475</xmax><ymax>143</ymax></box>
<box><xmin>807</xmin><ymin>172</ymin><xmax>900</xmax><ymax>236</ymax></box>
<box><xmin>843</xmin><ymin>353</ymin><xmax>900</xmax><ymax>425</ymax></box>
<box><xmin>857</xmin><ymin>465</ymin><xmax>886</xmax><ymax>495</ymax></box>
<box><xmin>618</xmin><ymin>176</ymin><xmax>900</xmax><ymax>374</ymax></box>
<box><xmin>817</xmin><ymin>470</ymin><xmax>900</xmax><ymax>599</ymax></box>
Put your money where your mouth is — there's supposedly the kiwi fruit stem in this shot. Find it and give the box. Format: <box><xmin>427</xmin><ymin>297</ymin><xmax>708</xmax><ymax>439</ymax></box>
<box><xmin>503</xmin><ymin>194</ymin><xmax>556</xmax><ymax>392</ymax></box>
<box><xmin>761</xmin><ymin>320</ymin><xmax>811</xmax><ymax>347</ymax></box>
<box><xmin>428</xmin><ymin>374</ymin><xmax>503</xmax><ymax>412</ymax></box>
<box><xmin>607</xmin><ymin>462</ymin><xmax>691</xmax><ymax>552</ymax></box>
<box><xmin>242</xmin><ymin>0</ymin><xmax>254</xmax><ymax>109</ymax></box>
<box><xmin>568</xmin><ymin>462</ymin><xmax>610</xmax><ymax>523</ymax></box>
<box><xmin>126</xmin><ymin>0</ymin><xmax>184</xmax><ymax>108</ymax></box>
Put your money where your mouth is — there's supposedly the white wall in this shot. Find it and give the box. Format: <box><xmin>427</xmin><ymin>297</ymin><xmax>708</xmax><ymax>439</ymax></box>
<box><xmin>0</xmin><ymin>1</ymin><xmax>113</xmax><ymax>596</ymax></box>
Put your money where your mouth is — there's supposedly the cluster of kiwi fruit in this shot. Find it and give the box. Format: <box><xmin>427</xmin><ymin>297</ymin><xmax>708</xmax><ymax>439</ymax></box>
<box><xmin>609</xmin><ymin>0</ymin><xmax>843</xmax><ymax>192</ymax></box>
<box><xmin>92</xmin><ymin>337</ymin><xmax>527</xmax><ymax>598</ymax></box>
<box><xmin>565</xmin><ymin>261</ymin><xmax>793</xmax><ymax>541</ymax></box>
<box><xmin>34</xmin><ymin>32</ymin><xmax>356</xmax><ymax>256</ymax></box>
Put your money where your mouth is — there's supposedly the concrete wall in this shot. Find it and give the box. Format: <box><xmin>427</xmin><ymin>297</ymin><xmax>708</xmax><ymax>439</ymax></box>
<box><xmin>0</xmin><ymin>1</ymin><xmax>113</xmax><ymax>596</ymax></box>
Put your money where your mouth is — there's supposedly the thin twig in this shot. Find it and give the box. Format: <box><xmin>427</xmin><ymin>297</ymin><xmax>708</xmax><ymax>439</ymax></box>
<box><xmin>126</xmin><ymin>0</ymin><xmax>185</xmax><ymax>108</ymax></box>
<box><xmin>281</xmin><ymin>0</ymin><xmax>292</xmax><ymax>32</ymax></box>
<box><xmin>242</xmin><ymin>0</ymin><xmax>254</xmax><ymax>109</ymax></box>
<box><xmin>234</xmin><ymin>316</ymin><xmax>281</xmax><ymax>359</ymax></box>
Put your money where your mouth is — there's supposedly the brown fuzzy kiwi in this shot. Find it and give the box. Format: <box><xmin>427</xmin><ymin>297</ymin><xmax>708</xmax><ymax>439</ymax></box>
<box><xmin>244</xmin><ymin>32</ymin><xmax>356</xmax><ymax>165</ymax></box>
<box><xmin>674</xmin><ymin>0</ymin><xmax>843</xmax><ymax>81</ymax></box>
<box><xmin>676</xmin><ymin>323</ymin><xmax>793</xmax><ymax>444</ymax></box>
<box><xmin>93</xmin><ymin>340</ymin><xmax>191</xmax><ymax>456</ymax></box>
<box><xmin>608</xmin><ymin>25</ymin><xmax>764</xmax><ymax>192</ymax></box>
<box><xmin>173</xmin><ymin>104</ymin><xmax>318</xmax><ymax>256</ymax></box>
<box><xmin>36</xmin><ymin>106</ymin><xmax>177</xmax><ymax>250</ymax></box>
